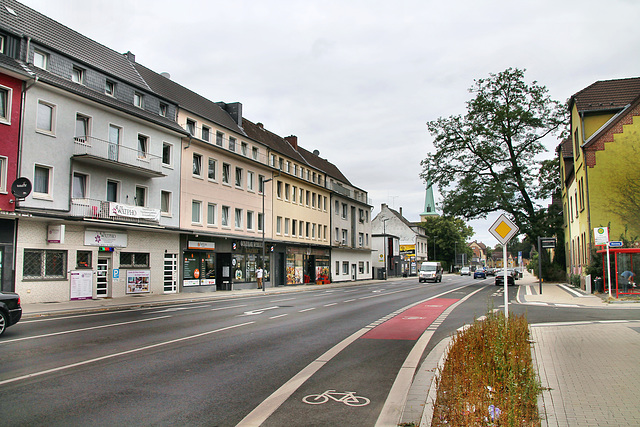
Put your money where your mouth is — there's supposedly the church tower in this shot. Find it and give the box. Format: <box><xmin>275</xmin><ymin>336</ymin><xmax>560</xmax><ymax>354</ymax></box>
<box><xmin>420</xmin><ymin>177</ymin><xmax>439</xmax><ymax>222</ymax></box>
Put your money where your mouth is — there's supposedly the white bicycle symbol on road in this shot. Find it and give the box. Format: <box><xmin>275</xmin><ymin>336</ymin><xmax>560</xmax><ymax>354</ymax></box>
<box><xmin>302</xmin><ymin>389</ymin><xmax>370</xmax><ymax>407</ymax></box>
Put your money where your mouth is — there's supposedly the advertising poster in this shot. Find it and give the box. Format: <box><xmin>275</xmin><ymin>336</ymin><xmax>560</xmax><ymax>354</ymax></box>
<box><xmin>126</xmin><ymin>270</ymin><xmax>150</xmax><ymax>294</ymax></box>
<box><xmin>70</xmin><ymin>270</ymin><xmax>93</xmax><ymax>300</ymax></box>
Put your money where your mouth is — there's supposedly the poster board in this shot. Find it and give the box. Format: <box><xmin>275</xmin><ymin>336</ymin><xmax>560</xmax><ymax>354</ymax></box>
<box><xmin>70</xmin><ymin>270</ymin><xmax>93</xmax><ymax>300</ymax></box>
<box><xmin>126</xmin><ymin>270</ymin><xmax>150</xmax><ymax>294</ymax></box>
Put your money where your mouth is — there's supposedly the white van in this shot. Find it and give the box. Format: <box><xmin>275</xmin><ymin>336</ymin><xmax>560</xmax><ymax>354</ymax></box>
<box><xmin>419</xmin><ymin>262</ymin><xmax>443</xmax><ymax>283</ymax></box>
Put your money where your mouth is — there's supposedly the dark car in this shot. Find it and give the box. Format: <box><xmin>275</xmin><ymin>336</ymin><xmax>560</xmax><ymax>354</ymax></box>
<box><xmin>473</xmin><ymin>269</ymin><xmax>486</xmax><ymax>279</ymax></box>
<box><xmin>0</xmin><ymin>291</ymin><xmax>22</xmax><ymax>336</ymax></box>
<box><xmin>485</xmin><ymin>268</ymin><xmax>495</xmax><ymax>276</ymax></box>
<box><xmin>495</xmin><ymin>274</ymin><xmax>515</xmax><ymax>286</ymax></box>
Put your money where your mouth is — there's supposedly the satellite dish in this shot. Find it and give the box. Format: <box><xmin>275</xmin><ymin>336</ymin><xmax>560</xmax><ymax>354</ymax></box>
<box><xmin>11</xmin><ymin>177</ymin><xmax>32</xmax><ymax>199</ymax></box>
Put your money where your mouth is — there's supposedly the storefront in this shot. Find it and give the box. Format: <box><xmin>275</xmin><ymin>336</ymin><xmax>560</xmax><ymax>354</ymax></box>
<box><xmin>285</xmin><ymin>246</ymin><xmax>330</xmax><ymax>285</ymax></box>
<box><xmin>597</xmin><ymin>247</ymin><xmax>640</xmax><ymax>298</ymax></box>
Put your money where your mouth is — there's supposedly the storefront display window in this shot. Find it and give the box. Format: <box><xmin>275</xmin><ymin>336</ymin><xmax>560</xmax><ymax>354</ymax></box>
<box><xmin>183</xmin><ymin>251</ymin><xmax>216</xmax><ymax>287</ymax></box>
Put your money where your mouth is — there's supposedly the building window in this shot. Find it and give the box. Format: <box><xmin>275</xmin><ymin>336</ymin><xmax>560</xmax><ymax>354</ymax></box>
<box><xmin>192</xmin><ymin>200</ymin><xmax>202</xmax><ymax>224</ymax></box>
<box><xmin>229</xmin><ymin>137</ymin><xmax>236</xmax><ymax>152</ymax></box>
<box><xmin>162</xmin><ymin>142</ymin><xmax>172</xmax><ymax>167</ymax></box>
<box><xmin>186</xmin><ymin>118</ymin><xmax>196</xmax><ymax>136</ymax></box>
<box><xmin>207</xmin><ymin>203</ymin><xmax>217</xmax><ymax>226</ymax></box>
<box><xmin>134</xmin><ymin>92</ymin><xmax>144</xmax><ymax>108</ymax></box>
<box><xmin>23</xmin><ymin>249</ymin><xmax>67</xmax><ymax>280</ymax></box>
<box><xmin>0</xmin><ymin>86</ymin><xmax>12</xmax><ymax>124</ymax></box>
<box><xmin>284</xmin><ymin>218</ymin><xmax>290</xmax><ymax>236</ymax></box>
<box><xmin>202</xmin><ymin>125</ymin><xmax>210</xmax><ymax>142</ymax></box>
<box><xmin>241</xmin><ymin>142</ymin><xmax>248</xmax><ymax>156</ymax></box>
<box><xmin>252</xmin><ymin>147</ymin><xmax>258</xmax><ymax>160</ymax></box>
<box><xmin>71</xmin><ymin>66</ymin><xmax>84</xmax><ymax>84</ymax></box>
<box><xmin>77</xmin><ymin>250</ymin><xmax>92</xmax><ymax>269</ymax></box>
<box><xmin>335</xmin><ymin>227</ymin><xmax>340</xmax><ymax>242</ymax></box>
<box><xmin>247</xmin><ymin>171</ymin><xmax>254</xmax><ymax>191</ymax></box>
<box><xmin>0</xmin><ymin>156</ymin><xmax>6</xmax><ymax>193</ymax></box>
<box><xmin>105</xmin><ymin>80</ymin><xmax>116</xmax><ymax>96</ymax></box>
<box><xmin>359</xmin><ymin>233</ymin><xmax>364</xmax><ymax>247</ymax></box>
<box><xmin>342</xmin><ymin>261</ymin><xmax>349</xmax><ymax>275</ymax></box>
<box><xmin>235</xmin><ymin>167</ymin><xmax>243</xmax><ymax>188</ymax></box>
<box><xmin>299</xmin><ymin>220</ymin><xmax>303</xmax><ymax>237</ymax></box>
<box><xmin>161</xmin><ymin>191</ymin><xmax>171</xmax><ymax>214</ymax></box>
<box><xmin>311</xmin><ymin>223</ymin><xmax>316</xmax><ymax>239</ymax></box>
<box><xmin>292</xmin><ymin>219</ymin><xmax>297</xmax><ymax>237</ymax></box>
<box><xmin>208</xmin><ymin>158</ymin><xmax>217</xmax><ymax>181</ymax></box>
<box><xmin>137</xmin><ymin>134</ymin><xmax>148</xmax><ymax>159</ymax></box>
<box><xmin>33</xmin><ymin>50</ymin><xmax>48</xmax><ymax>69</ymax></box>
<box><xmin>216</xmin><ymin>131</ymin><xmax>224</xmax><ymax>146</ymax></box>
<box><xmin>159</xmin><ymin>103</ymin><xmax>168</xmax><ymax>117</ymax></box>
<box><xmin>256</xmin><ymin>212</ymin><xmax>263</xmax><ymax>232</ymax></box>
<box><xmin>36</xmin><ymin>100</ymin><xmax>55</xmax><ymax>134</ymax></box>
<box><xmin>258</xmin><ymin>175</ymin><xmax>265</xmax><ymax>194</ymax></box>
<box><xmin>311</xmin><ymin>192</ymin><xmax>316</xmax><ymax>208</ymax></box>
<box><xmin>247</xmin><ymin>211</ymin><xmax>254</xmax><ymax>230</ymax></box>
<box><xmin>222</xmin><ymin>163</ymin><xmax>230</xmax><ymax>184</ymax></box>
<box><xmin>270</xmin><ymin>154</ymin><xmax>276</xmax><ymax>167</ymax></box>
<box><xmin>135</xmin><ymin>186</ymin><xmax>146</xmax><ymax>207</ymax></box>
<box><xmin>193</xmin><ymin>153</ymin><xmax>202</xmax><ymax>177</ymax></box>
<box><xmin>306</xmin><ymin>222</ymin><xmax>310</xmax><ymax>238</ymax></box>
<box><xmin>285</xmin><ymin>183</ymin><xmax>290</xmax><ymax>201</ymax></box>
<box><xmin>335</xmin><ymin>261</ymin><xmax>340</xmax><ymax>275</ymax></box>
<box><xmin>342</xmin><ymin>203</ymin><xmax>348</xmax><ymax>219</ymax></box>
<box><xmin>75</xmin><ymin>114</ymin><xmax>90</xmax><ymax>142</ymax></box>
<box><xmin>279</xmin><ymin>158</ymin><xmax>284</xmax><ymax>171</ymax></box>
<box><xmin>359</xmin><ymin>262</ymin><xmax>364</xmax><ymax>274</ymax></box>
<box><xmin>221</xmin><ymin>206</ymin><xmax>230</xmax><ymax>227</ymax></box>
<box><xmin>342</xmin><ymin>229</ymin><xmax>347</xmax><ymax>244</ymax></box>
<box><xmin>235</xmin><ymin>208</ymin><xmax>243</xmax><ymax>229</ymax></box>
<box><xmin>34</xmin><ymin>165</ymin><xmax>52</xmax><ymax>196</ymax></box>
<box><xmin>106</xmin><ymin>180</ymin><xmax>119</xmax><ymax>202</ymax></box>
<box><xmin>72</xmin><ymin>172</ymin><xmax>87</xmax><ymax>198</ymax></box>
<box><xmin>276</xmin><ymin>216</ymin><xmax>282</xmax><ymax>234</ymax></box>
<box><xmin>277</xmin><ymin>181</ymin><xmax>282</xmax><ymax>199</ymax></box>
<box><xmin>119</xmin><ymin>252</ymin><xmax>149</xmax><ymax>268</ymax></box>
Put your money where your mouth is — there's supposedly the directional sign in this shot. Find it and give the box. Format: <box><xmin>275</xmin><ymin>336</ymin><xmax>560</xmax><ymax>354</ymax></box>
<box><xmin>489</xmin><ymin>213</ymin><xmax>519</xmax><ymax>245</ymax></box>
<box><xmin>540</xmin><ymin>237</ymin><xmax>556</xmax><ymax>249</ymax></box>
<box><xmin>609</xmin><ymin>241</ymin><xmax>623</xmax><ymax>248</ymax></box>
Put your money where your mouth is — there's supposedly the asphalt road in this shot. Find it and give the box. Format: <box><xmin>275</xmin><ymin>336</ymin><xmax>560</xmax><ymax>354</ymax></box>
<box><xmin>1</xmin><ymin>276</ymin><xmax>638</xmax><ymax>426</ymax></box>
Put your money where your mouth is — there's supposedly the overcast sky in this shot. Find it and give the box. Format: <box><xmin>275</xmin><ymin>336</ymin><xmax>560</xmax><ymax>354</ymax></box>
<box><xmin>19</xmin><ymin>0</ymin><xmax>640</xmax><ymax>246</ymax></box>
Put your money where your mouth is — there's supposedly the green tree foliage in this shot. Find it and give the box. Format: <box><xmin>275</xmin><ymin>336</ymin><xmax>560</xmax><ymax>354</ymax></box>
<box><xmin>419</xmin><ymin>216</ymin><xmax>474</xmax><ymax>268</ymax></box>
<box><xmin>421</xmin><ymin>68</ymin><xmax>566</xmax><ymax>244</ymax></box>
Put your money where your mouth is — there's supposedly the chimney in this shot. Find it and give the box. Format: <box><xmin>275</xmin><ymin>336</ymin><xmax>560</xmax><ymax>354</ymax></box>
<box><xmin>284</xmin><ymin>135</ymin><xmax>298</xmax><ymax>150</ymax></box>
<box><xmin>399</xmin><ymin>207</ymin><xmax>403</xmax><ymax>216</ymax></box>
<box><xmin>124</xmin><ymin>51</ymin><xmax>135</xmax><ymax>62</ymax></box>
<box><xmin>257</xmin><ymin>122</ymin><xmax>264</xmax><ymax>129</ymax></box>
<box><xmin>215</xmin><ymin>102</ymin><xmax>243</xmax><ymax>128</ymax></box>
<box><xmin>381</xmin><ymin>203</ymin><xmax>387</xmax><ymax>210</ymax></box>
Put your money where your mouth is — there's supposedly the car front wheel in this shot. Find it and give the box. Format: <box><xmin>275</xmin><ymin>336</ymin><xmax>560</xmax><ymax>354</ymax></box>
<box><xmin>0</xmin><ymin>310</ymin><xmax>7</xmax><ymax>336</ymax></box>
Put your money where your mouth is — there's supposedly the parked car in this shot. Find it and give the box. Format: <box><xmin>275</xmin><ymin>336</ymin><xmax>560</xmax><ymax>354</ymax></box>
<box><xmin>0</xmin><ymin>291</ymin><xmax>22</xmax><ymax>336</ymax></box>
<box><xmin>473</xmin><ymin>269</ymin><xmax>486</xmax><ymax>279</ymax></box>
<box><xmin>495</xmin><ymin>274</ymin><xmax>515</xmax><ymax>286</ymax></box>
<box><xmin>460</xmin><ymin>267</ymin><xmax>471</xmax><ymax>276</ymax></box>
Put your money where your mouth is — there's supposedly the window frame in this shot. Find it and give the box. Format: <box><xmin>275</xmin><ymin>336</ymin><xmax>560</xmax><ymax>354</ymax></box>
<box><xmin>33</xmin><ymin>164</ymin><xmax>52</xmax><ymax>199</ymax></box>
<box><xmin>0</xmin><ymin>85</ymin><xmax>12</xmax><ymax>125</ymax></box>
<box><xmin>207</xmin><ymin>157</ymin><xmax>217</xmax><ymax>181</ymax></box>
<box><xmin>33</xmin><ymin>49</ymin><xmax>48</xmax><ymax>69</ymax></box>
<box><xmin>36</xmin><ymin>100</ymin><xmax>56</xmax><ymax>135</ymax></box>
<box><xmin>105</xmin><ymin>80</ymin><xmax>116</xmax><ymax>96</ymax></box>
<box><xmin>162</xmin><ymin>142</ymin><xmax>173</xmax><ymax>167</ymax></box>
<box><xmin>134</xmin><ymin>92</ymin><xmax>144</xmax><ymax>109</ymax></box>
<box><xmin>192</xmin><ymin>153</ymin><xmax>203</xmax><ymax>178</ymax></box>
<box><xmin>161</xmin><ymin>190</ymin><xmax>172</xmax><ymax>215</ymax></box>
<box><xmin>207</xmin><ymin>202</ymin><xmax>217</xmax><ymax>226</ymax></box>
<box><xmin>71</xmin><ymin>66</ymin><xmax>84</xmax><ymax>84</ymax></box>
<box><xmin>135</xmin><ymin>185</ymin><xmax>147</xmax><ymax>207</ymax></box>
<box><xmin>119</xmin><ymin>252</ymin><xmax>150</xmax><ymax>268</ymax></box>
<box><xmin>23</xmin><ymin>249</ymin><xmax>67</xmax><ymax>280</ymax></box>
<box><xmin>137</xmin><ymin>134</ymin><xmax>149</xmax><ymax>159</ymax></box>
<box><xmin>191</xmin><ymin>200</ymin><xmax>202</xmax><ymax>224</ymax></box>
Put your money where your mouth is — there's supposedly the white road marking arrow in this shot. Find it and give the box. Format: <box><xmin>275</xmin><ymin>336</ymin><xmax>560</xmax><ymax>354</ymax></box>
<box><xmin>243</xmin><ymin>306</ymin><xmax>280</xmax><ymax>316</ymax></box>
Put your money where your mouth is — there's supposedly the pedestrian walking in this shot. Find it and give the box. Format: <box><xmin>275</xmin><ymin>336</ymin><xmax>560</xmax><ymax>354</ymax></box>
<box><xmin>256</xmin><ymin>265</ymin><xmax>263</xmax><ymax>289</ymax></box>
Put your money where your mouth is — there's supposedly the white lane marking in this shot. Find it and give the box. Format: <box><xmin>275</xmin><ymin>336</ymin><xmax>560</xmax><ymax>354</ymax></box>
<box><xmin>357</xmin><ymin>285</ymin><xmax>423</xmax><ymax>300</ymax></box>
<box><xmin>299</xmin><ymin>308</ymin><xmax>316</xmax><ymax>313</ymax></box>
<box><xmin>269</xmin><ymin>314</ymin><xmax>288</xmax><ymax>319</ymax></box>
<box><xmin>155</xmin><ymin>305</ymin><xmax>211</xmax><ymax>312</ymax></box>
<box><xmin>0</xmin><ymin>322</ymin><xmax>255</xmax><ymax>386</ymax></box>
<box><xmin>0</xmin><ymin>316</ymin><xmax>172</xmax><ymax>344</ymax></box>
<box><xmin>211</xmin><ymin>304</ymin><xmax>247</xmax><ymax>311</ymax></box>
<box><xmin>239</xmin><ymin>284</ymin><xmax>470</xmax><ymax>427</ymax></box>
<box><xmin>242</xmin><ymin>306</ymin><xmax>279</xmax><ymax>316</ymax></box>
<box><xmin>343</xmin><ymin>299</ymin><xmax>356</xmax><ymax>303</ymax></box>
<box><xmin>324</xmin><ymin>303</ymin><xmax>337</xmax><ymax>307</ymax></box>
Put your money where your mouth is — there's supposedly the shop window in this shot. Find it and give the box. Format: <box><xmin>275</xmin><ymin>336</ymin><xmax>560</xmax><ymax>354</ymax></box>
<box><xmin>23</xmin><ymin>249</ymin><xmax>67</xmax><ymax>280</ymax></box>
<box><xmin>76</xmin><ymin>250</ymin><xmax>92</xmax><ymax>269</ymax></box>
<box><xmin>120</xmin><ymin>252</ymin><xmax>149</xmax><ymax>268</ymax></box>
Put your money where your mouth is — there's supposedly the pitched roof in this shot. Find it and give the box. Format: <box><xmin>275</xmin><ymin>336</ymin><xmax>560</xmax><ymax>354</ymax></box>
<box><xmin>242</xmin><ymin>119</ymin><xmax>308</xmax><ymax>165</ymax></box>
<box><xmin>133</xmin><ymin>62</ymin><xmax>246</xmax><ymax>136</ymax></box>
<box><xmin>0</xmin><ymin>0</ymin><xmax>150</xmax><ymax>90</ymax></box>
<box><xmin>296</xmin><ymin>145</ymin><xmax>352</xmax><ymax>186</ymax></box>
<box><xmin>559</xmin><ymin>138</ymin><xmax>573</xmax><ymax>158</ymax></box>
<box><xmin>571</xmin><ymin>77</ymin><xmax>640</xmax><ymax>113</ymax></box>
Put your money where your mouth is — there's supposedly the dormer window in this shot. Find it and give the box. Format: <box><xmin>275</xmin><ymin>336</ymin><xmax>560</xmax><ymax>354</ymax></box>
<box><xmin>105</xmin><ymin>80</ymin><xmax>116</xmax><ymax>96</ymax></box>
<box><xmin>134</xmin><ymin>92</ymin><xmax>143</xmax><ymax>108</ymax></box>
<box><xmin>71</xmin><ymin>66</ymin><xmax>84</xmax><ymax>84</ymax></box>
<box><xmin>159</xmin><ymin>103</ymin><xmax>168</xmax><ymax>117</ymax></box>
<box><xmin>33</xmin><ymin>49</ymin><xmax>48</xmax><ymax>69</ymax></box>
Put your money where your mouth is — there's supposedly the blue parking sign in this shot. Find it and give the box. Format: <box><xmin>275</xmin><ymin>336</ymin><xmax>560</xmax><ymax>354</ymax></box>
<box><xmin>113</xmin><ymin>268</ymin><xmax>120</xmax><ymax>279</ymax></box>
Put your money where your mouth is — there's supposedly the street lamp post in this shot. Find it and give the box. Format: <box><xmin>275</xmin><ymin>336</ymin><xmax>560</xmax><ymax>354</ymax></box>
<box><xmin>382</xmin><ymin>218</ymin><xmax>389</xmax><ymax>280</ymax></box>
<box><xmin>261</xmin><ymin>176</ymin><xmax>273</xmax><ymax>293</ymax></box>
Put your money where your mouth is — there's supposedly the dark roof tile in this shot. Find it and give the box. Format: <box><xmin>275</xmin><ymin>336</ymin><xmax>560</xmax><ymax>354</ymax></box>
<box><xmin>572</xmin><ymin>77</ymin><xmax>640</xmax><ymax>112</ymax></box>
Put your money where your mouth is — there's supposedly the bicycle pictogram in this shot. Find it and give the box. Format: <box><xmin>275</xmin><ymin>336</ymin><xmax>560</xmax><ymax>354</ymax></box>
<box><xmin>302</xmin><ymin>389</ymin><xmax>370</xmax><ymax>406</ymax></box>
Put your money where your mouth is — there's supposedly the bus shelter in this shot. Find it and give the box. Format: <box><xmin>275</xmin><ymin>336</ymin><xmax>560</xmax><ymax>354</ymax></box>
<box><xmin>596</xmin><ymin>247</ymin><xmax>640</xmax><ymax>298</ymax></box>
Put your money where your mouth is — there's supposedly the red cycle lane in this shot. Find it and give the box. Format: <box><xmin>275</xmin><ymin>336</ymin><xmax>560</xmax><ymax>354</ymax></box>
<box><xmin>260</xmin><ymin>297</ymin><xmax>460</xmax><ymax>427</ymax></box>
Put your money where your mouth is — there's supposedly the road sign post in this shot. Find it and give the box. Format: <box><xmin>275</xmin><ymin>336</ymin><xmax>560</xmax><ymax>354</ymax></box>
<box><xmin>537</xmin><ymin>237</ymin><xmax>556</xmax><ymax>294</ymax></box>
<box><xmin>489</xmin><ymin>214</ymin><xmax>519</xmax><ymax>320</ymax></box>
<box><xmin>594</xmin><ymin>227</ymin><xmax>612</xmax><ymax>297</ymax></box>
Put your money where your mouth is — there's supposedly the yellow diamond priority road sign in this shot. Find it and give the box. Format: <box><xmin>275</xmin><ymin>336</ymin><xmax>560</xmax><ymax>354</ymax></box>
<box><xmin>489</xmin><ymin>213</ymin><xmax>519</xmax><ymax>245</ymax></box>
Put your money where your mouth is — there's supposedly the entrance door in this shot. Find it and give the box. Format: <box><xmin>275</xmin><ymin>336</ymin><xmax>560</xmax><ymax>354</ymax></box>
<box><xmin>216</xmin><ymin>253</ymin><xmax>232</xmax><ymax>291</ymax></box>
<box><xmin>351</xmin><ymin>263</ymin><xmax>357</xmax><ymax>280</ymax></box>
<box><xmin>163</xmin><ymin>253</ymin><xmax>177</xmax><ymax>293</ymax></box>
<box><xmin>96</xmin><ymin>257</ymin><xmax>111</xmax><ymax>297</ymax></box>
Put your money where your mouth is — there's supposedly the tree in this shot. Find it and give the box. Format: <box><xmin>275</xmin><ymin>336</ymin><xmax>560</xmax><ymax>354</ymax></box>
<box><xmin>419</xmin><ymin>216</ymin><xmax>474</xmax><ymax>269</ymax></box>
<box><xmin>421</xmin><ymin>68</ymin><xmax>566</xmax><ymax>244</ymax></box>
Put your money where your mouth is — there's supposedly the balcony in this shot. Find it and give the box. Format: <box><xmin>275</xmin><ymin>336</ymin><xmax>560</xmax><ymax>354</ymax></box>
<box><xmin>70</xmin><ymin>198</ymin><xmax>161</xmax><ymax>225</ymax></box>
<box><xmin>73</xmin><ymin>137</ymin><xmax>164</xmax><ymax>177</ymax></box>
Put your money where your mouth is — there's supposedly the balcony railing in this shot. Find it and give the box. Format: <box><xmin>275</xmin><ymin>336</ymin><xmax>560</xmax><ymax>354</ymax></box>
<box><xmin>70</xmin><ymin>198</ymin><xmax>161</xmax><ymax>225</ymax></box>
<box><xmin>73</xmin><ymin>136</ymin><xmax>163</xmax><ymax>176</ymax></box>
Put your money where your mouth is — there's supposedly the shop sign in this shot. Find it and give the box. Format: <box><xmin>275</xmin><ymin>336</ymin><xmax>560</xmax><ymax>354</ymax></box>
<box><xmin>109</xmin><ymin>202</ymin><xmax>160</xmax><ymax>222</ymax></box>
<box><xmin>47</xmin><ymin>224</ymin><xmax>65</xmax><ymax>243</ymax></box>
<box><xmin>188</xmin><ymin>241</ymin><xmax>215</xmax><ymax>250</ymax></box>
<box><xmin>85</xmin><ymin>229</ymin><xmax>128</xmax><ymax>247</ymax></box>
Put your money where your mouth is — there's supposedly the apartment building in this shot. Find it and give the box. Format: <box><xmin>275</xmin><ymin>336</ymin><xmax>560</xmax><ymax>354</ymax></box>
<box><xmin>0</xmin><ymin>0</ymin><xmax>188</xmax><ymax>303</ymax></box>
<box><xmin>243</xmin><ymin>122</ymin><xmax>331</xmax><ymax>286</ymax></box>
